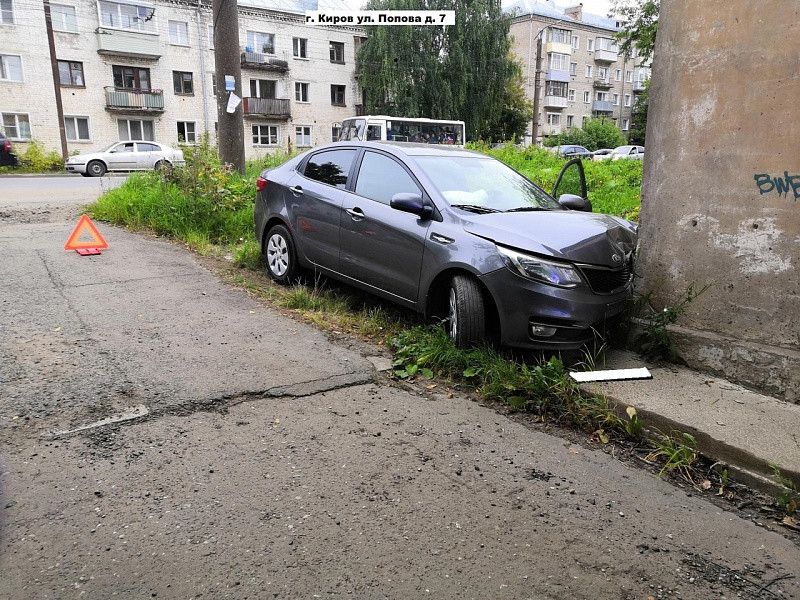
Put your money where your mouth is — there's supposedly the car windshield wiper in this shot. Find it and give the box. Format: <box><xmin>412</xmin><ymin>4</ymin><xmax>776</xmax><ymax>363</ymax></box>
<box><xmin>504</xmin><ymin>206</ymin><xmax>549</xmax><ymax>213</ymax></box>
<box><xmin>449</xmin><ymin>204</ymin><xmax>501</xmax><ymax>214</ymax></box>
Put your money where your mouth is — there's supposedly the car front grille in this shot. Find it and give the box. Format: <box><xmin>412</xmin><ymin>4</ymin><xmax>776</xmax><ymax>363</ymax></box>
<box><xmin>579</xmin><ymin>257</ymin><xmax>633</xmax><ymax>294</ymax></box>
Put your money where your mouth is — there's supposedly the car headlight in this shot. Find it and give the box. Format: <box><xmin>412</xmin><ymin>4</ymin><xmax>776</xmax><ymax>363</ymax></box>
<box><xmin>497</xmin><ymin>246</ymin><xmax>583</xmax><ymax>288</ymax></box>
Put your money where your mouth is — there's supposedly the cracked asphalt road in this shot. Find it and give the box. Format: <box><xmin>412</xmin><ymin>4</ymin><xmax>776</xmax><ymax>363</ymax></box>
<box><xmin>1</xmin><ymin>180</ymin><xmax>799</xmax><ymax>599</ymax></box>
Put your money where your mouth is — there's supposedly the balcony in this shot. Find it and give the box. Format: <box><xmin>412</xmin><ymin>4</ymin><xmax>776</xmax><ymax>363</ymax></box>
<box><xmin>96</xmin><ymin>28</ymin><xmax>161</xmax><ymax>60</ymax></box>
<box><xmin>633</xmin><ymin>80</ymin><xmax>648</xmax><ymax>92</ymax></box>
<box><xmin>545</xmin><ymin>41</ymin><xmax>572</xmax><ymax>56</ymax></box>
<box><xmin>241</xmin><ymin>49</ymin><xmax>289</xmax><ymax>72</ymax></box>
<box><xmin>544</xmin><ymin>95</ymin><xmax>568</xmax><ymax>108</ymax></box>
<box><xmin>242</xmin><ymin>97</ymin><xmax>291</xmax><ymax>119</ymax></box>
<box><xmin>545</xmin><ymin>69</ymin><xmax>570</xmax><ymax>83</ymax></box>
<box><xmin>104</xmin><ymin>87</ymin><xmax>164</xmax><ymax>112</ymax></box>
<box><xmin>592</xmin><ymin>100</ymin><xmax>614</xmax><ymax>113</ymax></box>
<box><xmin>593</xmin><ymin>78</ymin><xmax>612</xmax><ymax>89</ymax></box>
<box><xmin>594</xmin><ymin>48</ymin><xmax>618</xmax><ymax>63</ymax></box>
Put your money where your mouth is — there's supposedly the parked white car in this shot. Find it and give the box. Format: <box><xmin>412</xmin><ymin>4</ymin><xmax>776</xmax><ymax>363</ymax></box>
<box><xmin>65</xmin><ymin>141</ymin><xmax>185</xmax><ymax>177</ymax></box>
<box><xmin>609</xmin><ymin>145</ymin><xmax>645</xmax><ymax>161</ymax></box>
<box><xmin>591</xmin><ymin>148</ymin><xmax>614</xmax><ymax>161</ymax></box>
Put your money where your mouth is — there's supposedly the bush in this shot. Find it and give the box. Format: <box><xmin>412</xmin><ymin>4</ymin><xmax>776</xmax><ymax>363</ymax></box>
<box><xmin>543</xmin><ymin>118</ymin><xmax>627</xmax><ymax>151</ymax></box>
<box><xmin>0</xmin><ymin>139</ymin><xmax>63</xmax><ymax>173</ymax></box>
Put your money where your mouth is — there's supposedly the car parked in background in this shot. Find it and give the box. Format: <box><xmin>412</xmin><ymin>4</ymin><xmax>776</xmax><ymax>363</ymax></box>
<box><xmin>591</xmin><ymin>148</ymin><xmax>614</xmax><ymax>161</ymax></box>
<box><xmin>65</xmin><ymin>141</ymin><xmax>185</xmax><ymax>176</ymax></box>
<box><xmin>609</xmin><ymin>145</ymin><xmax>645</xmax><ymax>161</ymax></box>
<box><xmin>0</xmin><ymin>132</ymin><xmax>20</xmax><ymax>167</ymax></box>
<box><xmin>255</xmin><ymin>142</ymin><xmax>637</xmax><ymax>351</ymax></box>
<box><xmin>550</xmin><ymin>145</ymin><xmax>592</xmax><ymax>160</ymax></box>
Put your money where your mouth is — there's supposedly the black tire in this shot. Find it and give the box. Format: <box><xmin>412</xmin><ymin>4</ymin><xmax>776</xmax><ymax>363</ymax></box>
<box><xmin>264</xmin><ymin>224</ymin><xmax>299</xmax><ymax>284</ymax></box>
<box><xmin>80</xmin><ymin>172</ymin><xmax>91</xmax><ymax>177</ymax></box>
<box><xmin>86</xmin><ymin>160</ymin><xmax>106</xmax><ymax>177</ymax></box>
<box><xmin>448</xmin><ymin>274</ymin><xmax>486</xmax><ymax>348</ymax></box>
<box><xmin>154</xmin><ymin>160</ymin><xmax>172</xmax><ymax>173</ymax></box>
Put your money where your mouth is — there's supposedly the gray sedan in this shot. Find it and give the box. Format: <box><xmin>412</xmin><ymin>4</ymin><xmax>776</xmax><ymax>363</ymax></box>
<box><xmin>255</xmin><ymin>142</ymin><xmax>637</xmax><ymax>350</ymax></box>
<box><xmin>65</xmin><ymin>141</ymin><xmax>185</xmax><ymax>177</ymax></box>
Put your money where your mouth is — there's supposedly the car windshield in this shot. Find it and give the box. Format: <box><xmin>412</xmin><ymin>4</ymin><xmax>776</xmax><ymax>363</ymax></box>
<box><xmin>414</xmin><ymin>156</ymin><xmax>563</xmax><ymax>212</ymax></box>
<box><xmin>613</xmin><ymin>146</ymin><xmax>634</xmax><ymax>154</ymax></box>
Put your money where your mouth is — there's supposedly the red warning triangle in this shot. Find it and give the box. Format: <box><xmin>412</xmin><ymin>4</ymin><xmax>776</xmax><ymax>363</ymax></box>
<box><xmin>64</xmin><ymin>215</ymin><xmax>109</xmax><ymax>251</ymax></box>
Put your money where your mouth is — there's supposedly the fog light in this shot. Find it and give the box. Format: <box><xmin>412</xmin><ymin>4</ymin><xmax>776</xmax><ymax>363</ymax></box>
<box><xmin>530</xmin><ymin>324</ymin><xmax>557</xmax><ymax>338</ymax></box>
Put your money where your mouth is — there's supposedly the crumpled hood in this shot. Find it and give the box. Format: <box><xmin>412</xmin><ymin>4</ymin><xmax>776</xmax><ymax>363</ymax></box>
<box><xmin>462</xmin><ymin>211</ymin><xmax>638</xmax><ymax>268</ymax></box>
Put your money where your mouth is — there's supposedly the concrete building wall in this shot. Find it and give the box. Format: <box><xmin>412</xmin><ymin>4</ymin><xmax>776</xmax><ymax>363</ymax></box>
<box><xmin>0</xmin><ymin>0</ymin><xmax>361</xmax><ymax>160</ymax></box>
<box><xmin>639</xmin><ymin>0</ymin><xmax>800</xmax><ymax>402</ymax></box>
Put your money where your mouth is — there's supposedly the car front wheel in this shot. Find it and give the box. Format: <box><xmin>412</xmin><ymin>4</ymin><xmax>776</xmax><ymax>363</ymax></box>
<box><xmin>264</xmin><ymin>224</ymin><xmax>299</xmax><ymax>284</ymax></box>
<box><xmin>448</xmin><ymin>274</ymin><xmax>486</xmax><ymax>348</ymax></box>
<box><xmin>86</xmin><ymin>160</ymin><xmax>106</xmax><ymax>177</ymax></box>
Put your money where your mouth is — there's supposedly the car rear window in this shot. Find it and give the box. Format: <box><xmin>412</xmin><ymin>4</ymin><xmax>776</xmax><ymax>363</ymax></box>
<box><xmin>302</xmin><ymin>148</ymin><xmax>357</xmax><ymax>189</ymax></box>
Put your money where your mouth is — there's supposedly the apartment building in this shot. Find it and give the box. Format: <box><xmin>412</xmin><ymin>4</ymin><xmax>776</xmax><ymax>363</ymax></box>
<box><xmin>0</xmin><ymin>0</ymin><xmax>364</xmax><ymax>159</ymax></box>
<box><xmin>507</xmin><ymin>0</ymin><xmax>650</xmax><ymax>145</ymax></box>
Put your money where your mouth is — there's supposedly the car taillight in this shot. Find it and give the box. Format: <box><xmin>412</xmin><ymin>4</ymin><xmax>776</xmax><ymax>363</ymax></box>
<box><xmin>3</xmin><ymin>140</ymin><xmax>10</xmax><ymax>152</ymax></box>
<box><xmin>256</xmin><ymin>177</ymin><xmax>267</xmax><ymax>192</ymax></box>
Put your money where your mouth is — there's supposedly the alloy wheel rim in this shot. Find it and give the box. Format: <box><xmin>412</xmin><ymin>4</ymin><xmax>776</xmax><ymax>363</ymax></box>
<box><xmin>449</xmin><ymin>287</ymin><xmax>458</xmax><ymax>341</ymax></box>
<box><xmin>267</xmin><ymin>234</ymin><xmax>289</xmax><ymax>277</ymax></box>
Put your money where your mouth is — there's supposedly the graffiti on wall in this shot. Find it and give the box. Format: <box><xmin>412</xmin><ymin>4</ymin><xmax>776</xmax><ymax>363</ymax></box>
<box><xmin>754</xmin><ymin>172</ymin><xmax>800</xmax><ymax>200</ymax></box>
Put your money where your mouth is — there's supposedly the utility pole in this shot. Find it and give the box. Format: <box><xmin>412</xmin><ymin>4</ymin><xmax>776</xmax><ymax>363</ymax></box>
<box><xmin>212</xmin><ymin>0</ymin><xmax>245</xmax><ymax>174</ymax></box>
<box><xmin>530</xmin><ymin>31</ymin><xmax>544</xmax><ymax>146</ymax></box>
<box><xmin>44</xmin><ymin>0</ymin><xmax>68</xmax><ymax>162</ymax></box>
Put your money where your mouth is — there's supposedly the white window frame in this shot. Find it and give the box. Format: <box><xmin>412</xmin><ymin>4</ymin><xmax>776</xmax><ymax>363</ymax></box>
<box><xmin>597</xmin><ymin>67</ymin><xmax>608</xmax><ymax>81</ymax></box>
<box><xmin>252</xmin><ymin>124</ymin><xmax>279</xmax><ymax>146</ymax></box>
<box><xmin>587</xmin><ymin>38</ymin><xmax>594</xmax><ymax>51</ymax></box>
<box><xmin>211</xmin><ymin>72</ymin><xmax>217</xmax><ymax>96</ymax></box>
<box><xmin>548</xmin><ymin>53</ymin><xmax>569</xmax><ymax>72</ymax></box>
<box><xmin>571</xmin><ymin>35</ymin><xmax>578</xmax><ymax>50</ymax></box>
<box><xmin>117</xmin><ymin>118</ymin><xmax>155</xmax><ymax>141</ymax></box>
<box><xmin>566</xmin><ymin>115</ymin><xmax>574</xmax><ymax>128</ymax></box>
<box><xmin>295</xmin><ymin>125</ymin><xmax>311</xmax><ymax>147</ymax></box>
<box><xmin>622</xmin><ymin>118</ymin><xmax>630</xmax><ymax>131</ymax></box>
<box><xmin>293</xmin><ymin>37</ymin><xmax>308</xmax><ymax>59</ymax></box>
<box><xmin>2</xmin><ymin>112</ymin><xmax>31</xmax><ymax>139</ymax></box>
<box><xmin>294</xmin><ymin>81</ymin><xmax>309</xmax><ymax>103</ymax></box>
<box><xmin>615</xmin><ymin>69</ymin><xmax>622</xmax><ymax>81</ymax></box>
<box><xmin>168</xmin><ymin>20</ymin><xmax>189</xmax><ymax>45</ymax></box>
<box><xmin>1</xmin><ymin>53</ymin><xmax>23</xmax><ymax>82</ymax></box>
<box><xmin>1</xmin><ymin>0</ymin><xmax>15</xmax><ymax>25</ymax></box>
<box><xmin>51</xmin><ymin>3</ymin><xmax>78</xmax><ymax>32</ymax></box>
<box><xmin>624</xmin><ymin>94</ymin><xmax>632</xmax><ymax>107</ymax></box>
<box><xmin>208</xmin><ymin>24</ymin><xmax>214</xmax><ymax>49</ymax></box>
<box><xmin>98</xmin><ymin>0</ymin><xmax>157</xmax><ymax>34</ymax></box>
<box><xmin>331</xmin><ymin>123</ymin><xmax>341</xmax><ymax>142</ymax></box>
<box><xmin>569</xmin><ymin>62</ymin><xmax>577</xmax><ymax>76</ymax></box>
<box><xmin>177</xmin><ymin>121</ymin><xmax>196</xmax><ymax>143</ymax></box>
<box><xmin>626</xmin><ymin>70</ymin><xmax>633</xmax><ymax>82</ymax></box>
<box><xmin>546</xmin><ymin>113</ymin><xmax>561</xmax><ymax>126</ymax></box>
<box><xmin>583</xmin><ymin>91</ymin><xmax>590</xmax><ymax>103</ymax></box>
<box><xmin>567</xmin><ymin>89</ymin><xmax>576</xmax><ymax>102</ymax></box>
<box><xmin>64</xmin><ymin>115</ymin><xmax>91</xmax><ymax>141</ymax></box>
<box><xmin>596</xmin><ymin>91</ymin><xmax>608</xmax><ymax>102</ymax></box>
<box><xmin>246</xmin><ymin>31</ymin><xmax>275</xmax><ymax>55</ymax></box>
<box><xmin>585</xmin><ymin>64</ymin><xmax>592</xmax><ymax>78</ymax></box>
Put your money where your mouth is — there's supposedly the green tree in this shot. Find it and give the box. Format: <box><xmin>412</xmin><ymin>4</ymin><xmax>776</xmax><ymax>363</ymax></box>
<box><xmin>484</xmin><ymin>58</ymin><xmax>534</xmax><ymax>142</ymax></box>
<box><xmin>613</xmin><ymin>0</ymin><xmax>659</xmax><ymax>63</ymax></box>
<box><xmin>356</xmin><ymin>0</ymin><xmax>520</xmax><ymax>141</ymax></box>
<box><xmin>628</xmin><ymin>79</ymin><xmax>649</xmax><ymax>145</ymax></box>
<box><xmin>544</xmin><ymin>118</ymin><xmax>626</xmax><ymax>151</ymax></box>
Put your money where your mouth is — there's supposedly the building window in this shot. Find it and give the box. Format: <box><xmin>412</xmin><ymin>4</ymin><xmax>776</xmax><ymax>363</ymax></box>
<box><xmin>64</xmin><ymin>116</ymin><xmax>90</xmax><ymax>141</ymax></box>
<box><xmin>331</xmin><ymin>123</ymin><xmax>341</xmax><ymax>142</ymax></box>
<box><xmin>546</xmin><ymin>113</ymin><xmax>561</xmax><ymax>126</ymax></box>
<box><xmin>615</xmin><ymin>69</ymin><xmax>622</xmax><ymax>81</ymax></box>
<box><xmin>293</xmin><ymin>37</ymin><xmax>307</xmax><ymax>58</ymax></box>
<box><xmin>117</xmin><ymin>118</ymin><xmax>154</xmax><ymax>141</ymax></box>
<box><xmin>2</xmin><ymin>113</ymin><xmax>31</xmax><ymax>139</ymax></box>
<box><xmin>177</xmin><ymin>121</ymin><xmax>196</xmax><ymax>143</ymax></box>
<box><xmin>548</xmin><ymin>53</ymin><xmax>569</xmax><ymax>71</ymax></box>
<box><xmin>566</xmin><ymin>115</ymin><xmax>574</xmax><ymax>128</ymax></box>
<box><xmin>586</xmin><ymin>38</ymin><xmax>594</xmax><ymax>51</ymax></box>
<box><xmin>0</xmin><ymin>54</ymin><xmax>22</xmax><ymax>81</ymax></box>
<box><xmin>58</xmin><ymin>60</ymin><xmax>84</xmax><ymax>87</ymax></box>
<box><xmin>208</xmin><ymin>25</ymin><xmax>214</xmax><ymax>49</ymax></box>
<box><xmin>583</xmin><ymin>91</ymin><xmax>590</xmax><ymax>103</ymax></box>
<box><xmin>612</xmin><ymin>93</ymin><xmax>619</xmax><ymax>105</ymax></box>
<box><xmin>247</xmin><ymin>31</ymin><xmax>274</xmax><ymax>55</ymax></box>
<box><xmin>597</xmin><ymin>67</ymin><xmax>608</xmax><ymax>81</ymax></box>
<box><xmin>252</xmin><ymin>124</ymin><xmax>279</xmax><ymax>145</ymax></box>
<box><xmin>624</xmin><ymin>94</ymin><xmax>632</xmax><ymax>107</ymax></box>
<box><xmin>329</xmin><ymin>41</ymin><xmax>344</xmax><ymax>63</ymax></box>
<box><xmin>294</xmin><ymin>82</ymin><xmax>309</xmax><ymax>102</ymax></box>
<box><xmin>99</xmin><ymin>1</ymin><xmax>156</xmax><ymax>33</ymax></box>
<box><xmin>295</xmin><ymin>125</ymin><xmax>311</xmax><ymax>147</ymax></box>
<box><xmin>585</xmin><ymin>65</ymin><xmax>592</xmax><ymax>77</ymax></box>
<box><xmin>211</xmin><ymin>73</ymin><xmax>217</xmax><ymax>96</ymax></box>
<box><xmin>51</xmin><ymin>4</ymin><xmax>78</xmax><ymax>32</ymax></box>
<box><xmin>622</xmin><ymin>118</ymin><xmax>630</xmax><ymax>131</ymax></box>
<box><xmin>569</xmin><ymin>62</ymin><xmax>577</xmax><ymax>76</ymax></box>
<box><xmin>331</xmin><ymin>84</ymin><xmax>346</xmax><ymax>106</ymax></box>
<box><xmin>547</xmin><ymin>28</ymin><xmax>570</xmax><ymax>44</ymax></box>
<box><xmin>626</xmin><ymin>70</ymin><xmax>633</xmax><ymax>82</ymax></box>
<box><xmin>596</xmin><ymin>37</ymin><xmax>617</xmax><ymax>52</ymax></box>
<box><xmin>567</xmin><ymin>89</ymin><xmax>575</xmax><ymax>102</ymax></box>
<box><xmin>172</xmin><ymin>71</ymin><xmax>193</xmax><ymax>94</ymax></box>
<box><xmin>250</xmin><ymin>79</ymin><xmax>276</xmax><ymax>99</ymax></box>
<box><xmin>571</xmin><ymin>35</ymin><xmax>579</xmax><ymax>50</ymax></box>
<box><xmin>113</xmin><ymin>65</ymin><xmax>150</xmax><ymax>91</ymax></box>
<box><xmin>545</xmin><ymin>81</ymin><xmax>567</xmax><ymax>98</ymax></box>
<box><xmin>1</xmin><ymin>0</ymin><xmax>14</xmax><ymax>24</ymax></box>
<box><xmin>168</xmin><ymin>20</ymin><xmax>189</xmax><ymax>45</ymax></box>
<box><xmin>596</xmin><ymin>91</ymin><xmax>608</xmax><ymax>102</ymax></box>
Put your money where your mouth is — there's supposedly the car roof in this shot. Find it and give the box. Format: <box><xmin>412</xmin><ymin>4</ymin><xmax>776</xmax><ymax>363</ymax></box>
<box><xmin>311</xmin><ymin>140</ymin><xmax>485</xmax><ymax>159</ymax></box>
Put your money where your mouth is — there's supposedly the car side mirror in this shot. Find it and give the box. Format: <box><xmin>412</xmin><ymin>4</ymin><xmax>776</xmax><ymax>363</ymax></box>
<box><xmin>390</xmin><ymin>193</ymin><xmax>433</xmax><ymax>219</ymax></box>
<box><xmin>558</xmin><ymin>193</ymin><xmax>592</xmax><ymax>212</ymax></box>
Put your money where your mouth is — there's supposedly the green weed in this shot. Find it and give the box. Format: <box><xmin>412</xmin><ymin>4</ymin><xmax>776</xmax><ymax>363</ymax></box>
<box><xmin>770</xmin><ymin>463</ymin><xmax>799</xmax><ymax>514</ymax></box>
<box><xmin>647</xmin><ymin>431</ymin><xmax>698</xmax><ymax>481</ymax></box>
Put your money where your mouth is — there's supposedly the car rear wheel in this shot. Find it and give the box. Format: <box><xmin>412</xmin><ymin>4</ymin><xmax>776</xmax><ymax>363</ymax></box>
<box><xmin>86</xmin><ymin>160</ymin><xmax>106</xmax><ymax>177</ymax></box>
<box><xmin>448</xmin><ymin>274</ymin><xmax>486</xmax><ymax>348</ymax></box>
<box><xmin>154</xmin><ymin>160</ymin><xmax>172</xmax><ymax>173</ymax></box>
<box><xmin>265</xmin><ymin>224</ymin><xmax>299</xmax><ymax>284</ymax></box>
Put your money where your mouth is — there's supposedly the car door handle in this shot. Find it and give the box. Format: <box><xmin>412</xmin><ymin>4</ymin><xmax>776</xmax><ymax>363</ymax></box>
<box><xmin>346</xmin><ymin>208</ymin><xmax>365</xmax><ymax>220</ymax></box>
<box><xmin>289</xmin><ymin>186</ymin><xmax>303</xmax><ymax>196</ymax></box>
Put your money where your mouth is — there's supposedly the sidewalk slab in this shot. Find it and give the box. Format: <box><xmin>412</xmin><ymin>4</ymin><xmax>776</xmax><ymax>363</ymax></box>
<box><xmin>580</xmin><ymin>350</ymin><xmax>800</xmax><ymax>490</ymax></box>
